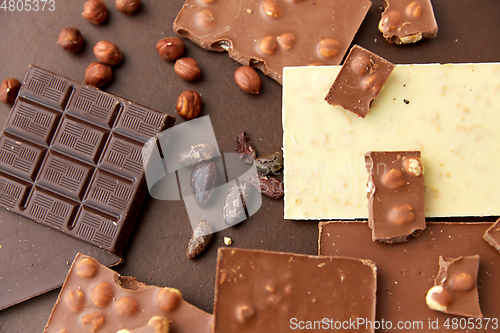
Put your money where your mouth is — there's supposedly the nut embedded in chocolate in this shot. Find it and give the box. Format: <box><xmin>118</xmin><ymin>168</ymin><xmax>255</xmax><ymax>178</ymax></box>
<box><xmin>148</xmin><ymin>316</ymin><xmax>170</xmax><ymax>333</ymax></box>
<box><xmin>156</xmin><ymin>37</ymin><xmax>185</xmax><ymax>61</ymax></box>
<box><xmin>174</xmin><ymin>57</ymin><xmax>202</xmax><ymax>81</ymax></box>
<box><xmin>426</xmin><ymin>285</ymin><xmax>452</xmax><ymax>312</ymax></box>
<box><xmin>197</xmin><ymin>9</ymin><xmax>215</xmax><ymax>27</ymax></box>
<box><xmin>176</xmin><ymin>90</ymin><xmax>202</xmax><ymax>120</ymax></box>
<box><xmin>82</xmin><ymin>0</ymin><xmax>108</xmax><ymax>25</ymax></box>
<box><xmin>259</xmin><ymin>35</ymin><xmax>277</xmax><ymax>55</ymax></box>
<box><xmin>65</xmin><ymin>290</ymin><xmax>85</xmax><ymax>312</ymax></box>
<box><xmin>0</xmin><ymin>78</ymin><xmax>21</xmax><ymax>104</ymax></box>
<box><xmin>57</xmin><ymin>27</ymin><xmax>84</xmax><ymax>54</ymax></box>
<box><xmin>93</xmin><ymin>41</ymin><xmax>123</xmax><ymax>66</ymax></box>
<box><xmin>381</xmin><ymin>168</ymin><xmax>405</xmax><ymax>189</ymax></box>
<box><xmin>448</xmin><ymin>272</ymin><xmax>475</xmax><ymax>292</ymax></box>
<box><xmin>156</xmin><ymin>287</ymin><xmax>182</xmax><ymax>312</ymax></box>
<box><xmin>81</xmin><ymin>312</ymin><xmax>105</xmax><ymax>331</ymax></box>
<box><xmin>262</xmin><ymin>0</ymin><xmax>282</xmax><ymax>18</ymax></box>
<box><xmin>277</xmin><ymin>32</ymin><xmax>296</xmax><ymax>50</ymax></box>
<box><xmin>186</xmin><ymin>220</ymin><xmax>214</xmax><ymax>259</ymax></box>
<box><xmin>234</xmin><ymin>66</ymin><xmax>262</xmax><ymax>94</ymax></box>
<box><xmin>115</xmin><ymin>0</ymin><xmax>141</xmax><ymax>16</ymax></box>
<box><xmin>91</xmin><ymin>281</ymin><xmax>114</xmax><ymax>307</ymax></box>
<box><xmin>318</xmin><ymin>39</ymin><xmax>340</xmax><ymax>58</ymax></box>
<box><xmin>115</xmin><ymin>296</ymin><xmax>138</xmax><ymax>315</ymax></box>
<box><xmin>403</xmin><ymin>157</ymin><xmax>423</xmax><ymax>176</ymax></box>
<box><xmin>85</xmin><ymin>62</ymin><xmax>113</xmax><ymax>88</ymax></box>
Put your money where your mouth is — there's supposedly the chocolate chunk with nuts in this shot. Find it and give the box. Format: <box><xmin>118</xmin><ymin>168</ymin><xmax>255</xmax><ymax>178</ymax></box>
<box><xmin>0</xmin><ymin>78</ymin><xmax>21</xmax><ymax>104</ymax></box>
<box><xmin>426</xmin><ymin>255</ymin><xmax>482</xmax><ymax>318</ymax></box>
<box><xmin>254</xmin><ymin>151</ymin><xmax>283</xmax><ymax>175</ymax></box>
<box><xmin>250</xmin><ymin>175</ymin><xmax>284</xmax><ymax>200</ymax></box>
<box><xmin>365</xmin><ymin>151</ymin><xmax>425</xmax><ymax>243</ymax></box>
<box><xmin>379</xmin><ymin>0</ymin><xmax>438</xmax><ymax>45</ymax></box>
<box><xmin>325</xmin><ymin>45</ymin><xmax>395</xmax><ymax>118</ymax></box>
<box><xmin>57</xmin><ymin>27</ymin><xmax>84</xmax><ymax>54</ymax></box>
<box><xmin>178</xmin><ymin>143</ymin><xmax>217</xmax><ymax>167</ymax></box>
<box><xmin>186</xmin><ymin>220</ymin><xmax>214</xmax><ymax>259</ymax></box>
<box><xmin>235</xmin><ymin>132</ymin><xmax>256</xmax><ymax>164</ymax></box>
<box><xmin>190</xmin><ymin>161</ymin><xmax>220</xmax><ymax>207</ymax></box>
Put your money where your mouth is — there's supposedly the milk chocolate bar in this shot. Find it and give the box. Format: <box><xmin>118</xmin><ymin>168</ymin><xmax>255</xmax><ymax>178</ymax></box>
<box><xmin>213</xmin><ymin>248</ymin><xmax>376</xmax><ymax>333</ymax></box>
<box><xmin>43</xmin><ymin>253</ymin><xmax>213</xmax><ymax>333</ymax></box>
<box><xmin>379</xmin><ymin>0</ymin><xmax>438</xmax><ymax>44</ymax></box>
<box><xmin>325</xmin><ymin>45</ymin><xmax>395</xmax><ymax>118</ymax></box>
<box><xmin>319</xmin><ymin>222</ymin><xmax>500</xmax><ymax>330</ymax></box>
<box><xmin>365</xmin><ymin>151</ymin><xmax>425</xmax><ymax>243</ymax></box>
<box><xmin>426</xmin><ymin>255</ymin><xmax>482</xmax><ymax>318</ymax></box>
<box><xmin>173</xmin><ymin>0</ymin><xmax>371</xmax><ymax>84</ymax></box>
<box><xmin>0</xmin><ymin>65</ymin><xmax>175</xmax><ymax>253</ymax></box>
<box><xmin>484</xmin><ymin>218</ymin><xmax>500</xmax><ymax>252</ymax></box>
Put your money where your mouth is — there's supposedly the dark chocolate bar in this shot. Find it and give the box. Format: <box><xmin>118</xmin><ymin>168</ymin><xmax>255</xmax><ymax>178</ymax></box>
<box><xmin>0</xmin><ymin>65</ymin><xmax>175</xmax><ymax>253</ymax></box>
<box><xmin>213</xmin><ymin>248</ymin><xmax>377</xmax><ymax>333</ymax></box>
<box><xmin>173</xmin><ymin>0</ymin><xmax>371</xmax><ymax>84</ymax></box>
<box><xmin>325</xmin><ymin>45</ymin><xmax>395</xmax><ymax>118</ymax></box>
<box><xmin>43</xmin><ymin>253</ymin><xmax>213</xmax><ymax>333</ymax></box>
<box><xmin>365</xmin><ymin>151</ymin><xmax>425</xmax><ymax>243</ymax></box>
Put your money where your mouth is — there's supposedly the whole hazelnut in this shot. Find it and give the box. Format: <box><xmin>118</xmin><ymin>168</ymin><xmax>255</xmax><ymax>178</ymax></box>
<box><xmin>148</xmin><ymin>316</ymin><xmax>170</xmax><ymax>333</ymax></box>
<box><xmin>115</xmin><ymin>0</ymin><xmax>141</xmax><ymax>16</ymax></box>
<box><xmin>176</xmin><ymin>90</ymin><xmax>202</xmax><ymax>120</ymax></box>
<box><xmin>174</xmin><ymin>57</ymin><xmax>201</xmax><ymax>81</ymax></box>
<box><xmin>156</xmin><ymin>37</ymin><xmax>185</xmax><ymax>61</ymax></box>
<box><xmin>83</xmin><ymin>0</ymin><xmax>108</xmax><ymax>25</ymax></box>
<box><xmin>0</xmin><ymin>78</ymin><xmax>21</xmax><ymax>104</ymax></box>
<box><xmin>156</xmin><ymin>287</ymin><xmax>182</xmax><ymax>312</ymax></box>
<box><xmin>234</xmin><ymin>66</ymin><xmax>261</xmax><ymax>94</ymax></box>
<box><xmin>57</xmin><ymin>27</ymin><xmax>84</xmax><ymax>54</ymax></box>
<box><xmin>85</xmin><ymin>62</ymin><xmax>113</xmax><ymax>88</ymax></box>
<box><xmin>81</xmin><ymin>312</ymin><xmax>105</xmax><ymax>332</ymax></box>
<box><xmin>93</xmin><ymin>41</ymin><xmax>123</xmax><ymax>66</ymax></box>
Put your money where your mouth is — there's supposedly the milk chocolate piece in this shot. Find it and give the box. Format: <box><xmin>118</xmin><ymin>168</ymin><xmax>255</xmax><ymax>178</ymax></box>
<box><xmin>325</xmin><ymin>45</ymin><xmax>395</xmax><ymax>118</ymax></box>
<box><xmin>213</xmin><ymin>248</ymin><xmax>376</xmax><ymax>333</ymax></box>
<box><xmin>379</xmin><ymin>0</ymin><xmax>438</xmax><ymax>45</ymax></box>
<box><xmin>44</xmin><ymin>253</ymin><xmax>213</xmax><ymax>333</ymax></box>
<box><xmin>365</xmin><ymin>151</ymin><xmax>425</xmax><ymax>243</ymax></box>
<box><xmin>484</xmin><ymin>218</ymin><xmax>500</xmax><ymax>252</ymax></box>
<box><xmin>173</xmin><ymin>0</ymin><xmax>371</xmax><ymax>84</ymax></box>
<box><xmin>426</xmin><ymin>255</ymin><xmax>482</xmax><ymax>318</ymax></box>
<box><xmin>319</xmin><ymin>222</ymin><xmax>500</xmax><ymax>328</ymax></box>
<box><xmin>0</xmin><ymin>65</ymin><xmax>175</xmax><ymax>253</ymax></box>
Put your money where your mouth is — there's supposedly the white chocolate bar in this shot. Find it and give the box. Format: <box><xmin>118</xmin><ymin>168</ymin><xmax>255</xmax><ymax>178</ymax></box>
<box><xmin>283</xmin><ymin>63</ymin><xmax>500</xmax><ymax>219</ymax></box>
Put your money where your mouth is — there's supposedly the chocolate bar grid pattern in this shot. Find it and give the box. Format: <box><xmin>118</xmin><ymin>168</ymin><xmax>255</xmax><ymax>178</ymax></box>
<box><xmin>0</xmin><ymin>66</ymin><xmax>171</xmax><ymax>253</ymax></box>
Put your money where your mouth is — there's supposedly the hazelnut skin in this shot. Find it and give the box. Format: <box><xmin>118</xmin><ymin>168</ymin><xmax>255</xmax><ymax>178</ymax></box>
<box><xmin>234</xmin><ymin>66</ymin><xmax>261</xmax><ymax>94</ymax></box>
<box><xmin>85</xmin><ymin>62</ymin><xmax>112</xmax><ymax>88</ymax></box>
<box><xmin>176</xmin><ymin>90</ymin><xmax>202</xmax><ymax>120</ymax></box>
<box><xmin>115</xmin><ymin>0</ymin><xmax>141</xmax><ymax>16</ymax></box>
<box><xmin>93</xmin><ymin>41</ymin><xmax>123</xmax><ymax>66</ymax></box>
<box><xmin>83</xmin><ymin>0</ymin><xmax>108</xmax><ymax>25</ymax></box>
<box><xmin>156</xmin><ymin>37</ymin><xmax>185</xmax><ymax>62</ymax></box>
<box><xmin>57</xmin><ymin>27</ymin><xmax>84</xmax><ymax>54</ymax></box>
<box><xmin>0</xmin><ymin>78</ymin><xmax>21</xmax><ymax>104</ymax></box>
<box><xmin>174</xmin><ymin>57</ymin><xmax>201</xmax><ymax>81</ymax></box>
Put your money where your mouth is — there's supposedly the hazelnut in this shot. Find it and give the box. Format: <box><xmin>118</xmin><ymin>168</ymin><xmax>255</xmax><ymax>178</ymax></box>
<box><xmin>115</xmin><ymin>296</ymin><xmax>138</xmax><ymax>315</ymax></box>
<box><xmin>406</xmin><ymin>2</ymin><xmax>422</xmax><ymax>18</ymax></box>
<box><xmin>65</xmin><ymin>290</ymin><xmax>85</xmax><ymax>312</ymax></box>
<box><xmin>76</xmin><ymin>257</ymin><xmax>98</xmax><ymax>278</ymax></box>
<box><xmin>351</xmin><ymin>55</ymin><xmax>370</xmax><ymax>74</ymax></box>
<box><xmin>0</xmin><ymin>78</ymin><xmax>21</xmax><ymax>104</ymax></box>
<box><xmin>81</xmin><ymin>312</ymin><xmax>105</xmax><ymax>332</ymax></box>
<box><xmin>82</xmin><ymin>0</ymin><xmax>108</xmax><ymax>25</ymax></box>
<box><xmin>381</xmin><ymin>169</ymin><xmax>405</xmax><ymax>189</ymax></box>
<box><xmin>387</xmin><ymin>204</ymin><xmax>415</xmax><ymax>225</ymax></box>
<box><xmin>148</xmin><ymin>316</ymin><xmax>170</xmax><ymax>333</ymax></box>
<box><xmin>237</xmin><ymin>305</ymin><xmax>256</xmax><ymax>323</ymax></box>
<box><xmin>403</xmin><ymin>157</ymin><xmax>423</xmax><ymax>176</ymax></box>
<box><xmin>156</xmin><ymin>37</ymin><xmax>185</xmax><ymax>61</ymax></box>
<box><xmin>201</xmin><ymin>0</ymin><xmax>215</xmax><ymax>3</ymax></box>
<box><xmin>115</xmin><ymin>0</ymin><xmax>141</xmax><ymax>16</ymax></box>
<box><xmin>57</xmin><ymin>27</ymin><xmax>84</xmax><ymax>54</ymax></box>
<box><xmin>176</xmin><ymin>90</ymin><xmax>202</xmax><ymax>120</ymax></box>
<box><xmin>91</xmin><ymin>281</ymin><xmax>114</xmax><ymax>307</ymax></box>
<box><xmin>318</xmin><ymin>39</ymin><xmax>340</xmax><ymax>58</ymax></box>
<box><xmin>234</xmin><ymin>66</ymin><xmax>262</xmax><ymax>94</ymax></box>
<box><xmin>426</xmin><ymin>285</ymin><xmax>452</xmax><ymax>312</ymax></box>
<box><xmin>379</xmin><ymin>11</ymin><xmax>401</xmax><ymax>34</ymax></box>
<box><xmin>157</xmin><ymin>287</ymin><xmax>182</xmax><ymax>312</ymax></box>
<box><xmin>174</xmin><ymin>57</ymin><xmax>201</xmax><ymax>81</ymax></box>
<box><xmin>448</xmin><ymin>272</ymin><xmax>475</xmax><ymax>291</ymax></box>
<box><xmin>259</xmin><ymin>36</ymin><xmax>277</xmax><ymax>55</ymax></box>
<box><xmin>277</xmin><ymin>33</ymin><xmax>295</xmax><ymax>50</ymax></box>
<box><xmin>85</xmin><ymin>62</ymin><xmax>112</xmax><ymax>88</ymax></box>
<box><xmin>93</xmin><ymin>41</ymin><xmax>123</xmax><ymax>66</ymax></box>
<box><xmin>262</xmin><ymin>0</ymin><xmax>282</xmax><ymax>18</ymax></box>
<box><xmin>197</xmin><ymin>9</ymin><xmax>215</xmax><ymax>27</ymax></box>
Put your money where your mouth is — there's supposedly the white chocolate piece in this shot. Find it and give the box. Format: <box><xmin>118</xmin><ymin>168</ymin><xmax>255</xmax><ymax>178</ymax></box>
<box><xmin>283</xmin><ymin>63</ymin><xmax>500</xmax><ymax>219</ymax></box>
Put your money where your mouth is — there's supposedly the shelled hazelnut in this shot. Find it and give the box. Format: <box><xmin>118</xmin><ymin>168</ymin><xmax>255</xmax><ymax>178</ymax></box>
<box><xmin>93</xmin><ymin>41</ymin><xmax>122</xmax><ymax>66</ymax></box>
<box><xmin>176</xmin><ymin>90</ymin><xmax>202</xmax><ymax>120</ymax></box>
<box><xmin>115</xmin><ymin>0</ymin><xmax>141</xmax><ymax>16</ymax></box>
<box><xmin>234</xmin><ymin>66</ymin><xmax>261</xmax><ymax>94</ymax></box>
<box><xmin>85</xmin><ymin>62</ymin><xmax>112</xmax><ymax>88</ymax></box>
<box><xmin>83</xmin><ymin>0</ymin><xmax>108</xmax><ymax>25</ymax></box>
<box><xmin>174</xmin><ymin>57</ymin><xmax>201</xmax><ymax>81</ymax></box>
<box><xmin>57</xmin><ymin>27</ymin><xmax>84</xmax><ymax>54</ymax></box>
<box><xmin>0</xmin><ymin>78</ymin><xmax>21</xmax><ymax>104</ymax></box>
<box><xmin>156</xmin><ymin>37</ymin><xmax>185</xmax><ymax>61</ymax></box>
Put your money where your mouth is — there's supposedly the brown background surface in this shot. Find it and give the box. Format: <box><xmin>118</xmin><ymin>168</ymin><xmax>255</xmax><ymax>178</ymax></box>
<box><xmin>0</xmin><ymin>0</ymin><xmax>499</xmax><ymax>331</ymax></box>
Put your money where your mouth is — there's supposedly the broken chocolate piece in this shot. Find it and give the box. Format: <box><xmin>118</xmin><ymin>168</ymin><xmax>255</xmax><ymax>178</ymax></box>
<box><xmin>484</xmin><ymin>218</ymin><xmax>500</xmax><ymax>252</ymax></box>
<box><xmin>365</xmin><ymin>151</ymin><xmax>425</xmax><ymax>243</ymax></box>
<box><xmin>43</xmin><ymin>253</ymin><xmax>213</xmax><ymax>333</ymax></box>
<box><xmin>426</xmin><ymin>255</ymin><xmax>483</xmax><ymax>318</ymax></box>
<box><xmin>214</xmin><ymin>248</ymin><xmax>376</xmax><ymax>333</ymax></box>
<box><xmin>325</xmin><ymin>45</ymin><xmax>395</xmax><ymax>118</ymax></box>
<box><xmin>173</xmin><ymin>0</ymin><xmax>371</xmax><ymax>84</ymax></box>
<box><xmin>379</xmin><ymin>0</ymin><xmax>438</xmax><ymax>45</ymax></box>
